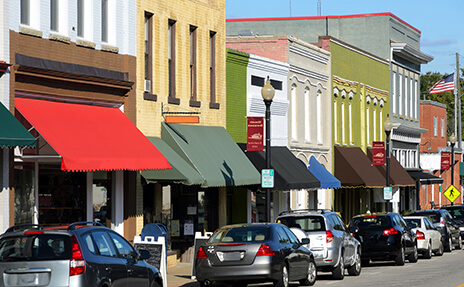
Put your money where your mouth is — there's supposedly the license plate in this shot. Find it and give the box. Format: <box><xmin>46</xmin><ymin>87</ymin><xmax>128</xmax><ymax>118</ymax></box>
<box><xmin>216</xmin><ymin>251</ymin><xmax>244</xmax><ymax>262</ymax></box>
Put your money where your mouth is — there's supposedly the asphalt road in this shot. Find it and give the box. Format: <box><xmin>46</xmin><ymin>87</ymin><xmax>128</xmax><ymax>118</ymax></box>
<box><xmin>247</xmin><ymin>248</ymin><xmax>464</xmax><ymax>287</ymax></box>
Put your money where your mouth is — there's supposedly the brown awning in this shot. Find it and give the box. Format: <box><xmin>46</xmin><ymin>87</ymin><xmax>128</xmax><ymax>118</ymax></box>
<box><xmin>367</xmin><ymin>148</ymin><xmax>415</xmax><ymax>187</ymax></box>
<box><xmin>334</xmin><ymin>146</ymin><xmax>386</xmax><ymax>188</ymax></box>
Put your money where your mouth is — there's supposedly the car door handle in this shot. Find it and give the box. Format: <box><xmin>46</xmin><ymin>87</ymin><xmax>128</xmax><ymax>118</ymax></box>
<box><xmin>106</xmin><ymin>267</ymin><xmax>112</xmax><ymax>272</ymax></box>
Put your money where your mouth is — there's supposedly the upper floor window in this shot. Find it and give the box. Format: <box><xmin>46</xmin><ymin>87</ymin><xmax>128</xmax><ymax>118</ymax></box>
<box><xmin>101</xmin><ymin>0</ymin><xmax>108</xmax><ymax>42</ymax></box>
<box><xmin>21</xmin><ymin>0</ymin><xmax>30</xmax><ymax>25</ymax></box>
<box><xmin>209</xmin><ymin>31</ymin><xmax>217</xmax><ymax>106</ymax></box>
<box><xmin>441</xmin><ymin>118</ymin><xmax>445</xmax><ymax>138</ymax></box>
<box><xmin>21</xmin><ymin>0</ymin><xmax>39</xmax><ymax>29</ymax></box>
<box><xmin>144</xmin><ymin>12</ymin><xmax>153</xmax><ymax>94</ymax></box>
<box><xmin>168</xmin><ymin>19</ymin><xmax>177</xmax><ymax>102</ymax></box>
<box><xmin>251</xmin><ymin>76</ymin><xmax>282</xmax><ymax>90</ymax></box>
<box><xmin>190</xmin><ymin>25</ymin><xmax>198</xmax><ymax>103</ymax></box>
<box><xmin>317</xmin><ymin>90</ymin><xmax>322</xmax><ymax>144</ymax></box>
<box><xmin>333</xmin><ymin>100</ymin><xmax>338</xmax><ymax>143</ymax></box>
<box><xmin>433</xmin><ymin>116</ymin><xmax>438</xmax><ymax>137</ymax></box>
<box><xmin>291</xmin><ymin>85</ymin><xmax>298</xmax><ymax>141</ymax></box>
<box><xmin>77</xmin><ymin>0</ymin><xmax>84</xmax><ymax>37</ymax></box>
<box><xmin>392</xmin><ymin>72</ymin><xmax>396</xmax><ymax>114</ymax></box>
<box><xmin>304</xmin><ymin>88</ymin><xmax>310</xmax><ymax>143</ymax></box>
<box><xmin>50</xmin><ymin>0</ymin><xmax>58</xmax><ymax>32</ymax></box>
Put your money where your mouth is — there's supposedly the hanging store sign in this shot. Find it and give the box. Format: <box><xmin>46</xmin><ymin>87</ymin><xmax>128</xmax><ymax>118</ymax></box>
<box><xmin>372</xmin><ymin>141</ymin><xmax>385</xmax><ymax>166</ymax></box>
<box><xmin>441</xmin><ymin>151</ymin><xmax>451</xmax><ymax>170</ymax></box>
<box><xmin>247</xmin><ymin>117</ymin><xmax>264</xmax><ymax>151</ymax></box>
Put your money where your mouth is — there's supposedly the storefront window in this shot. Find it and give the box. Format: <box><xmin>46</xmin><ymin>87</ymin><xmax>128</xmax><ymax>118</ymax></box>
<box><xmin>93</xmin><ymin>171</ymin><xmax>112</xmax><ymax>227</ymax></box>
<box><xmin>38</xmin><ymin>164</ymin><xmax>86</xmax><ymax>225</ymax></box>
<box><xmin>14</xmin><ymin>164</ymin><xmax>35</xmax><ymax>224</ymax></box>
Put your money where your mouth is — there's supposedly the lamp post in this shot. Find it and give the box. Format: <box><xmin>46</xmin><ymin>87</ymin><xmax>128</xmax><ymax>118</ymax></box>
<box><xmin>384</xmin><ymin>115</ymin><xmax>393</xmax><ymax>212</ymax></box>
<box><xmin>261</xmin><ymin>76</ymin><xmax>275</xmax><ymax>222</ymax></box>
<box><xmin>450</xmin><ymin>133</ymin><xmax>457</xmax><ymax>206</ymax></box>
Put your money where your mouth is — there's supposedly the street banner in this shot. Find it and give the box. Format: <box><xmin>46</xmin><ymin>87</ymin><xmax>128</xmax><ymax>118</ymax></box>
<box><xmin>441</xmin><ymin>151</ymin><xmax>451</xmax><ymax>170</ymax></box>
<box><xmin>247</xmin><ymin>117</ymin><xmax>264</xmax><ymax>151</ymax></box>
<box><xmin>372</xmin><ymin>141</ymin><xmax>385</xmax><ymax>166</ymax></box>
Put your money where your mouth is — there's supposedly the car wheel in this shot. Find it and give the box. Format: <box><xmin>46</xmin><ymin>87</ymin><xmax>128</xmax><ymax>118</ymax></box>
<box><xmin>445</xmin><ymin>235</ymin><xmax>453</xmax><ymax>252</ymax></box>
<box><xmin>299</xmin><ymin>258</ymin><xmax>317</xmax><ymax>286</ymax></box>
<box><xmin>424</xmin><ymin>241</ymin><xmax>432</xmax><ymax>259</ymax></box>
<box><xmin>457</xmin><ymin>237</ymin><xmax>462</xmax><ymax>250</ymax></box>
<box><xmin>348</xmin><ymin>252</ymin><xmax>362</xmax><ymax>276</ymax></box>
<box><xmin>434</xmin><ymin>241</ymin><xmax>444</xmax><ymax>256</ymax></box>
<box><xmin>408</xmin><ymin>244</ymin><xmax>418</xmax><ymax>263</ymax></box>
<box><xmin>395</xmin><ymin>245</ymin><xmax>405</xmax><ymax>266</ymax></box>
<box><xmin>274</xmin><ymin>263</ymin><xmax>289</xmax><ymax>287</ymax></box>
<box><xmin>332</xmin><ymin>252</ymin><xmax>345</xmax><ymax>280</ymax></box>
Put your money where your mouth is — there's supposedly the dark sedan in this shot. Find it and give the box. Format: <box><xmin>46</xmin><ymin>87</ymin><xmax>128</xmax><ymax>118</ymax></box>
<box><xmin>349</xmin><ymin>213</ymin><xmax>418</xmax><ymax>266</ymax></box>
<box><xmin>195</xmin><ymin>223</ymin><xmax>316</xmax><ymax>287</ymax></box>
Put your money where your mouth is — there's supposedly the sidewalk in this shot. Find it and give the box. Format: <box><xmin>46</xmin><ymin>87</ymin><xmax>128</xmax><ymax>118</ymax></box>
<box><xmin>166</xmin><ymin>262</ymin><xmax>199</xmax><ymax>287</ymax></box>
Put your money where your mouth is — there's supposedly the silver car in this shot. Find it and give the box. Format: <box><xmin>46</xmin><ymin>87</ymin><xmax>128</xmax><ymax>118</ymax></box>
<box><xmin>0</xmin><ymin>222</ymin><xmax>162</xmax><ymax>287</ymax></box>
<box><xmin>276</xmin><ymin>209</ymin><xmax>361</xmax><ymax>279</ymax></box>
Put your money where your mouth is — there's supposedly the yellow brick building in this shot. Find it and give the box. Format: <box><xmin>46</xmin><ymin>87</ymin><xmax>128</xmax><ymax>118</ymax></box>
<box><xmin>136</xmin><ymin>0</ymin><xmax>226</xmax><ymax>136</ymax></box>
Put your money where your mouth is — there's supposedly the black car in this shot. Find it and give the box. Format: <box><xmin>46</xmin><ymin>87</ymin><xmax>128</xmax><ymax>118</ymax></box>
<box><xmin>441</xmin><ymin>205</ymin><xmax>464</xmax><ymax>241</ymax></box>
<box><xmin>195</xmin><ymin>223</ymin><xmax>316</xmax><ymax>287</ymax></box>
<box><xmin>409</xmin><ymin>209</ymin><xmax>461</xmax><ymax>252</ymax></box>
<box><xmin>348</xmin><ymin>213</ymin><xmax>418</xmax><ymax>266</ymax></box>
<box><xmin>0</xmin><ymin>222</ymin><xmax>162</xmax><ymax>287</ymax></box>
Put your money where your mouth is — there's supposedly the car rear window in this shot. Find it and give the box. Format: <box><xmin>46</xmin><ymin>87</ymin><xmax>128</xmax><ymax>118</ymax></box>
<box><xmin>350</xmin><ymin>216</ymin><xmax>391</xmax><ymax>229</ymax></box>
<box><xmin>0</xmin><ymin>234</ymin><xmax>71</xmax><ymax>262</ymax></box>
<box><xmin>444</xmin><ymin>208</ymin><xmax>464</xmax><ymax>220</ymax></box>
<box><xmin>208</xmin><ymin>226</ymin><xmax>269</xmax><ymax>243</ymax></box>
<box><xmin>404</xmin><ymin>218</ymin><xmax>421</xmax><ymax>229</ymax></box>
<box><xmin>412</xmin><ymin>213</ymin><xmax>440</xmax><ymax>223</ymax></box>
<box><xmin>277</xmin><ymin>216</ymin><xmax>325</xmax><ymax>232</ymax></box>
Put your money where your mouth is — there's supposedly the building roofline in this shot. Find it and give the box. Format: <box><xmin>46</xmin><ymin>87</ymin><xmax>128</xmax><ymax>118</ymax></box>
<box><xmin>226</xmin><ymin>12</ymin><xmax>421</xmax><ymax>34</ymax></box>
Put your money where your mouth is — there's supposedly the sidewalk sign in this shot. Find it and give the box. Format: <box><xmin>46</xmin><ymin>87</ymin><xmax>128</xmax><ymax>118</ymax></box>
<box><xmin>191</xmin><ymin>231</ymin><xmax>213</xmax><ymax>280</ymax></box>
<box><xmin>134</xmin><ymin>235</ymin><xmax>167</xmax><ymax>287</ymax></box>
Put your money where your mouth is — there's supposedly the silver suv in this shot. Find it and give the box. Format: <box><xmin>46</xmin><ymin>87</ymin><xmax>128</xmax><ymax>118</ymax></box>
<box><xmin>276</xmin><ymin>209</ymin><xmax>361</xmax><ymax>280</ymax></box>
<box><xmin>0</xmin><ymin>222</ymin><xmax>162</xmax><ymax>287</ymax></box>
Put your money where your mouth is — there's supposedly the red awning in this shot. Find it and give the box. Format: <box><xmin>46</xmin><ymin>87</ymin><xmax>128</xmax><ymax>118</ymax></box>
<box><xmin>15</xmin><ymin>97</ymin><xmax>171</xmax><ymax>172</ymax></box>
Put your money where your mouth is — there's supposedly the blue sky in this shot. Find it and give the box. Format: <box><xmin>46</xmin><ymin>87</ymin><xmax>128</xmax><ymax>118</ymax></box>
<box><xmin>226</xmin><ymin>0</ymin><xmax>464</xmax><ymax>75</ymax></box>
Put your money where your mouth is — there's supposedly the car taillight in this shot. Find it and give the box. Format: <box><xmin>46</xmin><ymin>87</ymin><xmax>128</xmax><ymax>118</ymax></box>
<box><xmin>257</xmin><ymin>244</ymin><xmax>275</xmax><ymax>256</ymax></box>
<box><xmin>24</xmin><ymin>231</ymin><xmax>44</xmax><ymax>235</ymax></box>
<box><xmin>196</xmin><ymin>246</ymin><xmax>208</xmax><ymax>259</ymax></box>
<box><xmin>383</xmin><ymin>228</ymin><xmax>398</xmax><ymax>235</ymax></box>
<box><xmin>326</xmin><ymin>230</ymin><xmax>335</xmax><ymax>243</ymax></box>
<box><xmin>416</xmin><ymin>230</ymin><xmax>425</xmax><ymax>240</ymax></box>
<box><xmin>70</xmin><ymin>235</ymin><xmax>85</xmax><ymax>276</ymax></box>
<box><xmin>440</xmin><ymin>218</ymin><xmax>446</xmax><ymax>226</ymax></box>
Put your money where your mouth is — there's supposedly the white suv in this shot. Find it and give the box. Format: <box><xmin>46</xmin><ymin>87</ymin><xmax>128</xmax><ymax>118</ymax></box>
<box><xmin>276</xmin><ymin>209</ymin><xmax>361</xmax><ymax>280</ymax></box>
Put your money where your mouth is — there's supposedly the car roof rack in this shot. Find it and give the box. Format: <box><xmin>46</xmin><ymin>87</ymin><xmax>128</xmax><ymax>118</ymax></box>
<box><xmin>278</xmin><ymin>209</ymin><xmax>333</xmax><ymax>216</ymax></box>
<box><xmin>5</xmin><ymin>224</ymin><xmax>43</xmax><ymax>233</ymax></box>
<box><xmin>68</xmin><ymin>221</ymin><xmax>104</xmax><ymax>231</ymax></box>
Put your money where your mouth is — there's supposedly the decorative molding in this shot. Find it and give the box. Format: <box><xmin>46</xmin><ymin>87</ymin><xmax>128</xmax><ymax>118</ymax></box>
<box><xmin>19</xmin><ymin>26</ymin><xmax>43</xmax><ymax>38</ymax></box>
<box><xmin>289</xmin><ymin>65</ymin><xmax>329</xmax><ymax>83</ymax></box>
<box><xmin>289</xmin><ymin>74</ymin><xmax>327</xmax><ymax>90</ymax></box>
<box><xmin>289</xmin><ymin>45</ymin><xmax>329</xmax><ymax>65</ymax></box>
<box><xmin>101</xmin><ymin>44</ymin><xmax>119</xmax><ymax>54</ymax></box>
<box><xmin>76</xmin><ymin>39</ymin><xmax>96</xmax><ymax>49</ymax></box>
<box><xmin>49</xmin><ymin>33</ymin><xmax>71</xmax><ymax>44</ymax></box>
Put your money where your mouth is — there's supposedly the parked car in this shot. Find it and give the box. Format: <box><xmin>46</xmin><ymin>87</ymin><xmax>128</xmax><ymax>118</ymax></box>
<box><xmin>276</xmin><ymin>209</ymin><xmax>361</xmax><ymax>280</ymax></box>
<box><xmin>404</xmin><ymin>216</ymin><xmax>444</xmax><ymax>258</ymax></box>
<box><xmin>348</xmin><ymin>213</ymin><xmax>418</xmax><ymax>266</ymax></box>
<box><xmin>0</xmin><ymin>222</ymin><xmax>162</xmax><ymax>287</ymax></box>
<box><xmin>195</xmin><ymin>223</ymin><xmax>316</xmax><ymax>287</ymax></box>
<box><xmin>441</xmin><ymin>204</ymin><xmax>464</xmax><ymax>241</ymax></box>
<box><xmin>409</xmin><ymin>209</ymin><xmax>461</xmax><ymax>252</ymax></box>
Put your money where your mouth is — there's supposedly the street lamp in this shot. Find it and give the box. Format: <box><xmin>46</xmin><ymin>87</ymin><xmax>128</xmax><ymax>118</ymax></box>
<box><xmin>384</xmin><ymin>115</ymin><xmax>393</xmax><ymax>212</ymax></box>
<box><xmin>450</xmin><ymin>133</ymin><xmax>457</xmax><ymax>205</ymax></box>
<box><xmin>261</xmin><ymin>76</ymin><xmax>275</xmax><ymax>222</ymax></box>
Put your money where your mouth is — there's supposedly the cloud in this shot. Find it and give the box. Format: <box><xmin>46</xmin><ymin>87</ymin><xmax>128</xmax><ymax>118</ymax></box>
<box><xmin>422</xmin><ymin>38</ymin><xmax>457</xmax><ymax>47</ymax></box>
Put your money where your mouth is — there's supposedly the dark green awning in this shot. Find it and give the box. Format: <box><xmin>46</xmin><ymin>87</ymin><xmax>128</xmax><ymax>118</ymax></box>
<box><xmin>0</xmin><ymin>102</ymin><xmax>36</xmax><ymax>148</ymax></box>
<box><xmin>141</xmin><ymin>137</ymin><xmax>204</xmax><ymax>185</ymax></box>
<box><xmin>161</xmin><ymin>123</ymin><xmax>261</xmax><ymax>187</ymax></box>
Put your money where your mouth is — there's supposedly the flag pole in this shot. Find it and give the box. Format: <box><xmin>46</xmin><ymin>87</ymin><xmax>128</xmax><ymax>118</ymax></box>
<box><xmin>457</xmin><ymin>53</ymin><xmax>461</xmax><ymax>149</ymax></box>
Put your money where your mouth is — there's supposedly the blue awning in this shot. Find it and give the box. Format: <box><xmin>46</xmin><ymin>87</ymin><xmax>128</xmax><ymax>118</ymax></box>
<box><xmin>308</xmin><ymin>156</ymin><xmax>341</xmax><ymax>189</ymax></box>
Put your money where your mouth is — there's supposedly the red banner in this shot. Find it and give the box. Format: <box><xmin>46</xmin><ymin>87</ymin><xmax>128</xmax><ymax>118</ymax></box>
<box><xmin>441</xmin><ymin>151</ymin><xmax>451</xmax><ymax>170</ymax></box>
<box><xmin>247</xmin><ymin>117</ymin><xmax>264</xmax><ymax>151</ymax></box>
<box><xmin>372</xmin><ymin>141</ymin><xmax>385</xmax><ymax>166</ymax></box>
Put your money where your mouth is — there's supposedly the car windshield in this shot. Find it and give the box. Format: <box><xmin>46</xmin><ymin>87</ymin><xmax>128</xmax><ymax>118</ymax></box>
<box><xmin>412</xmin><ymin>213</ymin><xmax>440</xmax><ymax>223</ymax></box>
<box><xmin>405</xmin><ymin>218</ymin><xmax>421</xmax><ymax>229</ymax></box>
<box><xmin>350</xmin><ymin>216</ymin><xmax>391</xmax><ymax>229</ymax></box>
<box><xmin>277</xmin><ymin>216</ymin><xmax>325</xmax><ymax>232</ymax></box>
<box><xmin>208</xmin><ymin>226</ymin><xmax>269</xmax><ymax>243</ymax></box>
<box><xmin>445</xmin><ymin>208</ymin><xmax>464</xmax><ymax>220</ymax></box>
<box><xmin>0</xmin><ymin>234</ymin><xmax>71</xmax><ymax>262</ymax></box>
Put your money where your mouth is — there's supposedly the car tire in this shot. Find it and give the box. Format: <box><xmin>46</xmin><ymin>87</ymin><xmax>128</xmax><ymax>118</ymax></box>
<box><xmin>408</xmin><ymin>244</ymin><xmax>418</xmax><ymax>263</ymax></box>
<box><xmin>299</xmin><ymin>258</ymin><xmax>317</xmax><ymax>286</ymax></box>
<box><xmin>456</xmin><ymin>237</ymin><xmax>462</xmax><ymax>250</ymax></box>
<box><xmin>332</xmin><ymin>252</ymin><xmax>345</xmax><ymax>280</ymax></box>
<box><xmin>424</xmin><ymin>241</ymin><xmax>432</xmax><ymax>259</ymax></box>
<box><xmin>395</xmin><ymin>245</ymin><xmax>405</xmax><ymax>266</ymax></box>
<box><xmin>151</xmin><ymin>282</ymin><xmax>161</xmax><ymax>287</ymax></box>
<box><xmin>434</xmin><ymin>241</ymin><xmax>444</xmax><ymax>256</ymax></box>
<box><xmin>445</xmin><ymin>235</ymin><xmax>453</xmax><ymax>252</ymax></box>
<box><xmin>274</xmin><ymin>263</ymin><xmax>289</xmax><ymax>287</ymax></box>
<box><xmin>348</xmin><ymin>252</ymin><xmax>362</xmax><ymax>276</ymax></box>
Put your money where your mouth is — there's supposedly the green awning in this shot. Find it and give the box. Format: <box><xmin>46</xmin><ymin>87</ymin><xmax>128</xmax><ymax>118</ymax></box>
<box><xmin>141</xmin><ymin>137</ymin><xmax>204</xmax><ymax>185</ymax></box>
<box><xmin>0</xmin><ymin>102</ymin><xmax>36</xmax><ymax>148</ymax></box>
<box><xmin>161</xmin><ymin>122</ymin><xmax>261</xmax><ymax>187</ymax></box>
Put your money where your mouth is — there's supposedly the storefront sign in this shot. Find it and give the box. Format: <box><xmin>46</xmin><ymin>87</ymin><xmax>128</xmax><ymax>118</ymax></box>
<box><xmin>441</xmin><ymin>151</ymin><xmax>451</xmax><ymax>170</ymax></box>
<box><xmin>247</xmin><ymin>117</ymin><xmax>264</xmax><ymax>151</ymax></box>
<box><xmin>372</xmin><ymin>141</ymin><xmax>385</xmax><ymax>166</ymax></box>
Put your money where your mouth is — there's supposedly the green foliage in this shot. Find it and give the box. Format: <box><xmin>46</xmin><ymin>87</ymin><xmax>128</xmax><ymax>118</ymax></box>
<box><xmin>420</xmin><ymin>69</ymin><xmax>464</xmax><ymax>139</ymax></box>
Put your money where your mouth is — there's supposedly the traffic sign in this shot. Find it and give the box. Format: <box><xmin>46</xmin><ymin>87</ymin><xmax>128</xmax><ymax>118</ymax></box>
<box><xmin>383</xmin><ymin>186</ymin><xmax>393</xmax><ymax>201</ymax></box>
<box><xmin>261</xmin><ymin>169</ymin><xmax>274</xmax><ymax>188</ymax></box>
<box><xmin>443</xmin><ymin>185</ymin><xmax>461</xmax><ymax>203</ymax></box>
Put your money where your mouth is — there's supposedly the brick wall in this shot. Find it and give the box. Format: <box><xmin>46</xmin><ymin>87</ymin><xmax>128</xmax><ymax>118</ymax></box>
<box><xmin>420</xmin><ymin>101</ymin><xmax>447</xmax><ymax>153</ymax></box>
<box><xmin>226</xmin><ymin>35</ymin><xmax>288</xmax><ymax>63</ymax></box>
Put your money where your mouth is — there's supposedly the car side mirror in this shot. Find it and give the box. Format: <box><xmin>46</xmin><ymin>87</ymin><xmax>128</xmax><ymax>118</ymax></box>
<box><xmin>301</xmin><ymin>238</ymin><xmax>310</xmax><ymax>245</ymax></box>
<box><xmin>139</xmin><ymin>249</ymin><xmax>151</xmax><ymax>260</ymax></box>
<box><xmin>350</xmin><ymin>226</ymin><xmax>359</xmax><ymax>234</ymax></box>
